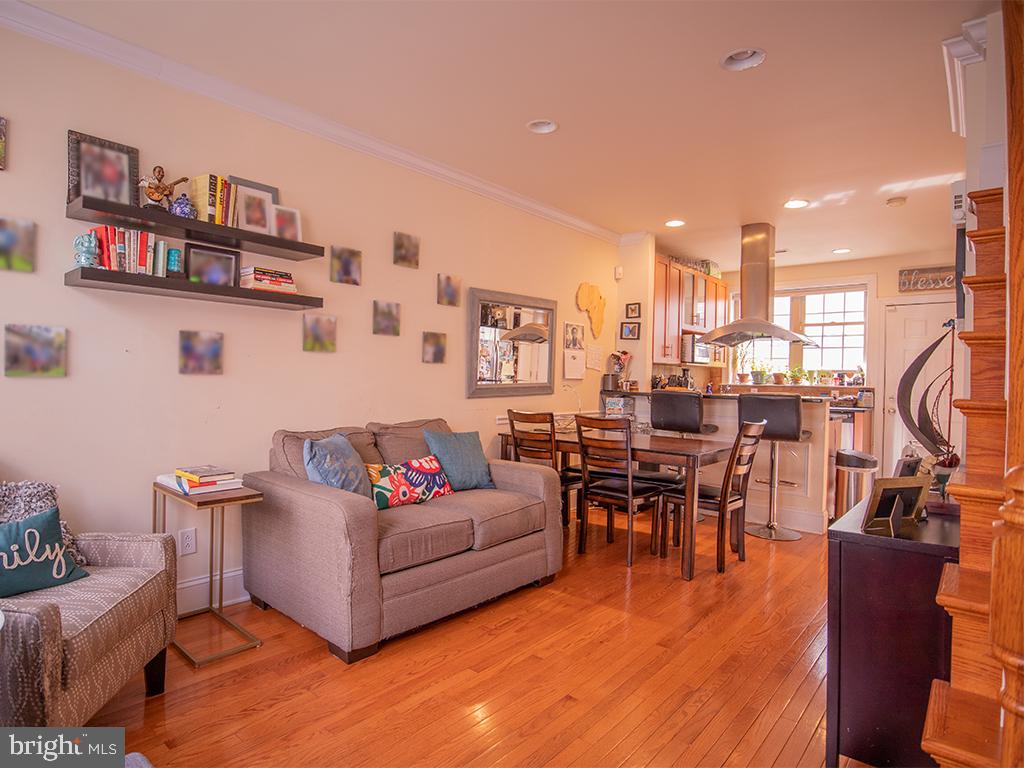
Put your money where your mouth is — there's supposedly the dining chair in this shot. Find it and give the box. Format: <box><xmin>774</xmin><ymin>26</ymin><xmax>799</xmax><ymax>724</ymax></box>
<box><xmin>507</xmin><ymin>409</ymin><xmax>581</xmax><ymax>526</ymax></box>
<box><xmin>661</xmin><ymin>419</ymin><xmax>766</xmax><ymax>576</ymax></box>
<box><xmin>575</xmin><ymin>414</ymin><xmax>665</xmax><ymax>566</ymax></box>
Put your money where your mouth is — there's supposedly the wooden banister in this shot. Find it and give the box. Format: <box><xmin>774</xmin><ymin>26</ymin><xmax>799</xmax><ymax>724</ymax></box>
<box><xmin>992</xmin><ymin>466</ymin><xmax>1024</xmax><ymax>766</ymax></box>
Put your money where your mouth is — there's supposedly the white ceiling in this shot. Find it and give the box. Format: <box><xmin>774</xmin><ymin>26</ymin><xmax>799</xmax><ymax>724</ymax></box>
<box><xmin>32</xmin><ymin>0</ymin><xmax>998</xmax><ymax>269</ymax></box>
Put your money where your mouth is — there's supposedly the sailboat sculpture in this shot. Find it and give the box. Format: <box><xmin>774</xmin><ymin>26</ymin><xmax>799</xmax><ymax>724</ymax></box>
<box><xmin>896</xmin><ymin>319</ymin><xmax>959</xmax><ymax>462</ymax></box>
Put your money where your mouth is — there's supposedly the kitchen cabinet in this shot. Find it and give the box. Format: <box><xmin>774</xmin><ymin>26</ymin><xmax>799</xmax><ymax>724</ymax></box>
<box><xmin>652</xmin><ymin>254</ymin><xmax>728</xmax><ymax>365</ymax></box>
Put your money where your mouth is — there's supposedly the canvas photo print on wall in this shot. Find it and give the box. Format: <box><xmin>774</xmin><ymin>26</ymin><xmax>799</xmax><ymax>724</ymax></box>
<box><xmin>393</xmin><ymin>232</ymin><xmax>420</xmax><ymax>268</ymax></box>
<box><xmin>179</xmin><ymin>331</ymin><xmax>223</xmax><ymax>375</ymax></box>
<box><xmin>330</xmin><ymin>246</ymin><xmax>362</xmax><ymax>286</ymax></box>
<box><xmin>303</xmin><ymin>315</ymin><xmax>337</xmax><ymax>352</ymax></box>
<box><xmin>0</xmin><ymin>218</ymin><xmax>36</xmax><ymax>272</ymax></box>
<box><xmin>5</xmin><ymin>324</ymin><xmax>67</xmax><ymax>377</ymax></box>
<box><xmin>373</xmin><ymin>301</ymin><xmax>401</xmax><ymax>336</ymax></box>
<box><xmin>437</xmin><ymin>273</ymin><xmax>461</xmax><ymax>306</ymax></box>
<box><xmin>0</xmin><ymin>116</ymin><xmax>7</xmax><ymax>171</ymax></box>
<box><xmin>422</xmin><ymin>332</ymin><xmax>447</xmax><ymax>363</ymax></box>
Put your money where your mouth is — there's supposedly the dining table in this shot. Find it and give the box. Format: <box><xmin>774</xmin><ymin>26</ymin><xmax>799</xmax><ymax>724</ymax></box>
<box><xmin>499</xmin><ymin>427</ymin><xmax>736</xmax><ymax>579</ymax></box>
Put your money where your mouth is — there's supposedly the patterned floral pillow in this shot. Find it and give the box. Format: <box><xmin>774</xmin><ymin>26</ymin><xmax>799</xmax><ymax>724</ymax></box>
<box><xmin>365</xmin><ymin>455</ymin><xmax>455</xmax><ymax>510</ymax></box>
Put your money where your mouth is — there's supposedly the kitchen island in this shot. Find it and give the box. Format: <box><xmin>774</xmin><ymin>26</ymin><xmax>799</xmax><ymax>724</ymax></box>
<box><xmin>604</xmin><ymin>390</ymin><xmax>834</xmax><ymax>534</ymax></box>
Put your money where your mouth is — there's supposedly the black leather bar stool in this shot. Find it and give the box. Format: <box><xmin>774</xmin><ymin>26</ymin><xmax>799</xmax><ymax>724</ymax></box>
<box><xmin>834</xmin><ymin>448</ymin><xmax>879</xmax><ymax>519</ymax></box>
<box><xmin>651</xmin><ymin>391</ymin><xmax>718</xmax><ymax>436</ymax></box>
<box><xmin>737</xmin><ymin>394</ymin><xmax>808</xmax><ymax>541</ymax></box>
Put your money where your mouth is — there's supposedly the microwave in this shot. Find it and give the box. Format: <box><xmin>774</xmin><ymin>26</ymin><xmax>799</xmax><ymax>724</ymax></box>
<box><xmin>682</xmin><ymin>336</ymin><xmax>711</xmax><ymax>364</ymax></box>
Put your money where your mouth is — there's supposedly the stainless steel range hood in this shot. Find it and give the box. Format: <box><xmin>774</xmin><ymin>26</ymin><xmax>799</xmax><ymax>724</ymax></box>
<box><xmin>699</xmin><ymin>222</ymin><xmax>816</xmax><ymax>348</ymax></box>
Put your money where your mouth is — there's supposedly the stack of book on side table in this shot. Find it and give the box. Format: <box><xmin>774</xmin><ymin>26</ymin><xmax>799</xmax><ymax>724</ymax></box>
<box><xmin>156</xmin><ymin>465</ymin><xmax>242</xmax><ymax>496</ymax></box>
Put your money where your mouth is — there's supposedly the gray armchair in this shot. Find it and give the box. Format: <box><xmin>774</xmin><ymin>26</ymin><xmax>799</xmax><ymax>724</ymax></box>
<box><xmin>0</xmin><ymin>532</ymin><xmax>177</xmax><ymax>726</ymax></box>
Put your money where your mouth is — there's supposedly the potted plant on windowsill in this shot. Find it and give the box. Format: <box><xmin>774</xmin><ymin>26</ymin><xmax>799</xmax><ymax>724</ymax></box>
<box><xmin>751</xmin><ymin>361</ymin><xmax>768</xmax><ymax>385</ymax></box>
<box><xmin>788</xmin><ymin>366</ymin><xmax>807</xmax><ymax>385</ymax></box>
<box><xmin>733</xmin><ymin>344</ymin><xmax>752</xmax><ymax>383</ymax></box>
<box><xmin>771</xmin><ymin>370</ymin><xmax>787</xmax><ymax>385</ymax></box>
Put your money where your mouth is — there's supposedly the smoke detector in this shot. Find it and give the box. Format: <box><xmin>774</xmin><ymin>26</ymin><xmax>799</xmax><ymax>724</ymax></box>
<box><xmin>526</xmin><ymin>119</ymin><xmax>558</xmax><ymax>135</ymax></box>
<box><xmin>886</xmin><ymin>196</ymin><xmax>908</xmax><ymax>208</ymax></box>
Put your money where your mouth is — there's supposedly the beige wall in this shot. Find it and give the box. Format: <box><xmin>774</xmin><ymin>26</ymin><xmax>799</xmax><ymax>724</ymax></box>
<box><xmin>723</xmin><ymin>249</ymin><xmax>957</xmax><ymax>300</ymax></box>
<box><xmin>0</xmin><ymin>29</ymin><xmax>619</xmax><ymax>589</ymax></box>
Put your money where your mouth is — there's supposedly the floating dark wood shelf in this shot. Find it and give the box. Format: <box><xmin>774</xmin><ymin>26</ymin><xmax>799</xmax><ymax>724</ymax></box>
<box><xmin>65</xmin><ymin>268</ymin><xmax>323</xmax><ymax>311</ymax></box>
<box><xmin>66</xmin><ymin>196</ymin><xmax>324</xmax><ymax>261</ymax></box>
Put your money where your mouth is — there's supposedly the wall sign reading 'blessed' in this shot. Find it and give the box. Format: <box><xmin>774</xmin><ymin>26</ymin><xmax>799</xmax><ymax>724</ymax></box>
<box><xmin>898</xmin><ymin>265</ymin><xmax>956</xmax><ymax>293</ymax></box>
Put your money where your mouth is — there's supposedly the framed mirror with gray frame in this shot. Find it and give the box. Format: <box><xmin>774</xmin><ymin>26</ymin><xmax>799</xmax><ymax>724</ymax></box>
<box><xmin>467</xmin><ymin>288</ymin><xmax>557</xmax><ymax>398</ymax></box>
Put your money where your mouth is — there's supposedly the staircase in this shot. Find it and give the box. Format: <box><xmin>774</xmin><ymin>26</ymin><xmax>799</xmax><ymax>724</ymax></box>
<box><xmin>920</xmin><ymin>188</ymin><xmax>1007</xmax><ymax>767</ymax></box>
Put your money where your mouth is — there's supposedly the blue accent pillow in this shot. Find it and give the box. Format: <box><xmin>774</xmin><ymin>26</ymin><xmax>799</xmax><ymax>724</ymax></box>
<box><xmin>304</xmin><ymin>434</ymin><xmax>372</xmax><ymax>498</ymax></box>
<box><xmin>424</xmin><ymin>431</ymin><xmax>495</xmax><ymax>491</ymax></box>
<box><xmin>0</xmin><ymin>507</ymin><xmax>88</xmax><ymax>598</ymax></box>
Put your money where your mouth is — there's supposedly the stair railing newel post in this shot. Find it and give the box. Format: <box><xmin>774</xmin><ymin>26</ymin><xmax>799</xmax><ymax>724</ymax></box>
<box><xmin>992</xmin><ymin>466</ymin><xmax>1024</xmax><ymax>767</ymax></box>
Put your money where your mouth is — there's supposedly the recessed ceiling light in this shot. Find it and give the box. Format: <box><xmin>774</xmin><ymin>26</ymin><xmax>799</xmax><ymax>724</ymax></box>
<box><xmin>832</xmin><ymin>248</ymin><xmax>852</xmax><ymax>255</ymax></box>
<box><xmin>784</xmin><ymin>199</ymin><xmax>810</xmax><ymax>209</ymax></box>
<box><xmin>886</xmin><ymin>196</ymin><xmax>907</xmax><ymax>207</ymax></box>
<box><xmin>721</xmin><ymin>48</ymin><xmax>767</xmax><ymax>71</ymax></box>
<box><xmin>526</xmin><ymin>119</ymin><xmax>558</xmax><ymax>135</ymax></box>
<box><xmin>665</xmin><ymin>219</ymin><xmax>686</xmax><ymax>228</ymax></box>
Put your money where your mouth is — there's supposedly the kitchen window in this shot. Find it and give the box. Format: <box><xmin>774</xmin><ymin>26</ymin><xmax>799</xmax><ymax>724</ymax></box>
<box><xmin>740</xmin><ymin>286</ymin><xmax>867</xmax><ymax>374</ymax></box>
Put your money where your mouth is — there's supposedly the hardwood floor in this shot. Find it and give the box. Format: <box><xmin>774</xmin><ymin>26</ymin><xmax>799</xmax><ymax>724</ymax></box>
<box><xmin>91</xmin><ymin>513</ymin><xmax>862</xmax><ymax>767</ymax></box>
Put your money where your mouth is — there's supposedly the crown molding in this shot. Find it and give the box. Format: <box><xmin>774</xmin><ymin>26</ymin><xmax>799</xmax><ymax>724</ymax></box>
<box><xmin>942</xmin><ymin>15</ymin><xmax>988</xmax><ymax>138</ymax></box>
<box><xmin>0</xmin><ymin>0</ymin><xmax>621</xmax><ymax>244</ymax></box>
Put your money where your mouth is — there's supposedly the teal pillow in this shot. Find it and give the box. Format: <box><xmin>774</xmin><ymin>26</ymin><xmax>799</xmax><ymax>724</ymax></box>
<box><xmin>0</xmin><ymin>507</ymin><xmax>88</xmax><ymax>598</ymax></box>
<box><xmin>304</xmin><ymin>434</ymin><xmax>372</xmax><ymax>498</ymax></box>
<box><xmin>424</xmin><ymin>431</ymin><xmax>495</xmax><ymax>491</ymax></box>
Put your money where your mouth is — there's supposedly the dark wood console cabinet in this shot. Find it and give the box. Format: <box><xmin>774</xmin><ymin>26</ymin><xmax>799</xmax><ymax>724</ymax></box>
<box><xmin>826</xmin><ymin>503</ymin><xmax>959</xmax><ymax>767</ymax></box>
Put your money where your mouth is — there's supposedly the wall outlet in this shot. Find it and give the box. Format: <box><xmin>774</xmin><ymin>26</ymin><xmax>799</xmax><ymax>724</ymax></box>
<box><xmin>178</xmin><ymin>527</ymin><xmax>197</xmax><ymax>556</ymax></box>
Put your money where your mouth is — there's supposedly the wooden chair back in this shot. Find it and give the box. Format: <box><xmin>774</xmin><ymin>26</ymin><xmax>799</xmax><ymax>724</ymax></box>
<box><xmin>720</xmin><ymin>420</ymin><xmax>766</xmax><ymax>507</ymax></box>
<box><xmin>575</xmin><ymin>414</ymin><xmax>633</xmax><ymax>490</ymax></box>
<box><xmin>507</xmin><ymin>410</ymin><xmax>558</xmax><ymax>470</ymax></box>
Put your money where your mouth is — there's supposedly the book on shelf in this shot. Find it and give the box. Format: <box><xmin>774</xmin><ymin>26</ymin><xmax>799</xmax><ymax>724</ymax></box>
<box><xmin>78</xmin><ymin>226</ymin><xmax>170</xmax><ymax>277</ymax></box>
<box><xmin>156</xmin><ymin>473</ymin><xmax>243</xmax><ymax>496</ymax></box>
<box><xmin>240</xmin><ymin>265</ymin><xmax>297</xmax><ymax>293</ymax></box>
<box><xmin>175</xmin><ymin>465</ymin><xmax>235</xmax><ymax>483</ymax></box>
<box><xmin>189</xmin><ymin>174</ymin><xmax>219</xmax><ymax>224</ymax></box>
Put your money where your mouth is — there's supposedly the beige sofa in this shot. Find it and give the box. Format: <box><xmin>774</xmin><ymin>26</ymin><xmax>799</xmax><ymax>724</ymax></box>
<box><xmin>0</xmin><ymin>533</ymin><xmax>176</xmax><ymax>726</ymax></box>
<box><xmin>242</xmin><ymin>418</ymin><xmax>562</xmax><ymax>662</ymax></box>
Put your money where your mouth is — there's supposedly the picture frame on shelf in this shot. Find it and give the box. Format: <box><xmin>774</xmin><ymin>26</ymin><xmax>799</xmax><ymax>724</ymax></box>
<box><xmin>227</xmin><ymin>176</ymin><xmax>280</xmax><ymax>204</ymax></box>
<box><xmin>67</xmin><ymin>130</ymin><xmax>140</xmax><ymax>206</ymax></box>
<box><xmin>625</xmin><ymin>302</ymin><xmax>641</xmax><ymax>319</ymax></box>
<box><xmin>236</xmin><ymin>186</ymin><xmax>274</xmax><ymax>234</ymax></box>
<box><xmin>185</xmin><ymin>244</ymin><xmax>240</xmax><ymax>287</ymax></box>
<box><xmin>620</xmin><ymin>321</ymin><xmax>640</xmax><ymax>340</ymax></box>
<box><xmin>271</xmin><ymin>205</ymin><xmax>302</xmax><ymax>241</ymax></box>
<box><xmin>858</xmin><ymin>475</ymin><xmax>931</xmax><ymax>537</ymax></box>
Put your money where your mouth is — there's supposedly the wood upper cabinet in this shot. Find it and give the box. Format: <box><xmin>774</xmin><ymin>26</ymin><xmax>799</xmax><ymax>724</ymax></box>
<box><xmin>653</xmin><ymin>255</ymin><xmax>729</xmax><ymax>365</ymax></box>
<box><xmin>653</xmin><ymin>255</ymin><xmax>682</xmax><ymax>363</ymax></box>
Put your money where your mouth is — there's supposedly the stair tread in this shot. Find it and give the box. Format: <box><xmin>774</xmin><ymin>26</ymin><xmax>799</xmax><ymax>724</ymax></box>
<box><xmin>962</xmin><ymin>274</ymin><xmax>1007</xmax><ymax>287</ymax></box>
<box><xmin>967</xmin><ymin>187</ymin><xmax>1003</xmax><ymax>203</ymax></box>
<box><xmin>937</xmin><ymin>563</ymin><xmax>991</xmax><ymax>616</ymax></box>
<box><xmin>921</xmin><ymin>679</ymin><xmax>1000</xmax><ymax>768</ymax></box>
<box><xmin>948</xmin><ymin>473</ymin><xmax>1006</xmax><ymax>501</ymax></box>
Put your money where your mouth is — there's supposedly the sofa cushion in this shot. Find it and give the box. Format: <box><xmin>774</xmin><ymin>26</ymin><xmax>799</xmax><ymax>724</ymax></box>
<box><xmin>0</xmin><ymin>507</ymin><xmax>89</xmax><ymax>598</ymax></box>
<box><xmin>366</xmin><ymin>456</ymin><xmax>454</xmax><ymax>510</ymax></box>
<box><xmin>418</xmin><ymin>489</ymin><xmax>545</xmax><ymax>550</ymax></box>
<box><xmin>273</xmin><ymin>427</ymin><xmax>383</xmax><ymax>478</ymax></box>
<box><xmin>366</xmin><ymin>418</ymin><xmax>452</xmax><ymax>464</ymax></box>
<box><xmin>424</xmin><ymin>431</ymin><xmax>495</xmax><ymax>491</ymax></box>
<box><xmin>377</xmin><ymin>503</ymin><xmax>473</xmax><ymax>575</ymax></box>
<box><xmin>1</xmin><ymin>565</ymin><xmax>168</xmax><ymax>686</ymax></box>
<box><xmin>303</xmin><ymin>434</ymin><xmax>372</xmax><ymax>498</ymax></box>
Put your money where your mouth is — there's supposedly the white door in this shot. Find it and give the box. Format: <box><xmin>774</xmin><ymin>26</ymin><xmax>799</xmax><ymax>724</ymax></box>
<box><xmin>882</xmin><ymin>300</ymin><xmax>963</xmax><ymax>472</ymax></box>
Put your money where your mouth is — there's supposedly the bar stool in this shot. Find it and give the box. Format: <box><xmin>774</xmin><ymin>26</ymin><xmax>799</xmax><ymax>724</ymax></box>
<box><xmin>834</xmin><ymin>448</ymin><xmax>879</xmax><ymax>518</ymax></box>
<box><xmin>649</xmin><ymin>390</ymin><xmax>718</xmax><ymax>527</ymax></box>
<box><xmin>737</xmin><ymin>394</ymin><xmax>808</xmax><ymax>541</ymax></box>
